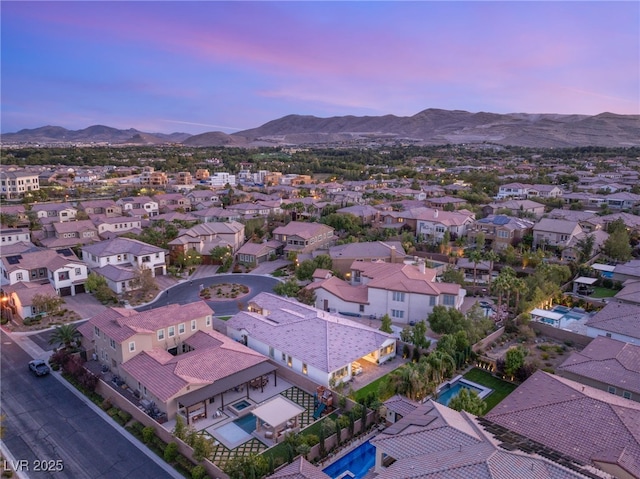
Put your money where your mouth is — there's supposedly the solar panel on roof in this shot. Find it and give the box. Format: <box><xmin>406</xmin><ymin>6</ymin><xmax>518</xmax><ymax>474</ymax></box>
<box><xmin>6</xmin><ymin>255</ymin><xmax>22</xmax><ymax>265</ymax></box>
<box><xmin>493</xmin><ymin>216</ymin><xmax>510</xmax><ymax>225</ymax></box>
<box><xmin>55</xmin><ymin>248</ymin><xmax>74</xmax><ymax>257</ymax></box>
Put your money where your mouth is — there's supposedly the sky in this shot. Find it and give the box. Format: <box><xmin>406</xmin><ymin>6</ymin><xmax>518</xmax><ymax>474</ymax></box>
<box><xmin>1</xmin><ymin>1</ymin><xmax>638</xmax><ymax>135</ymax></box>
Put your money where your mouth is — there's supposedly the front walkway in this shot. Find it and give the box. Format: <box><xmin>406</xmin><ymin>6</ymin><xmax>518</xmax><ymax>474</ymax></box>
<box><xmin>251</xmin><ymin>259</ymin><xmax>290</xmax><ymax>275</ymax></box>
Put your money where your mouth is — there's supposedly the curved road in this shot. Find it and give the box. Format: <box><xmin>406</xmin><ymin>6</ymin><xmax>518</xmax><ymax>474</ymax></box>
<box><xmin>135</xmin><ymin>273</ymin><xmax>281</xmax><ymax>316</ymax></box>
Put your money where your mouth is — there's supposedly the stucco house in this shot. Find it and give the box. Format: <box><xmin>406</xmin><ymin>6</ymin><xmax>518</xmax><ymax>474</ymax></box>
<box><xmin>1</xmin><ymin>227</ymin><xmax>31</xmax><ymax>247</ymax></box>
<box><xmin>0</xmin><ymin>248</ymin><xmax>88</xmax><ymax>296</ymax></box>
<box><xmin>116</xmin><ymin>196</ymin><xmax>159</xmax><ymax>218</ymax></box>
<box><xmin>235</xmin><ymin>240</ymin><xmax>283</xmax><ymax>265</ymax></box>
<box><xmin>226</xmin><ymin>293</ymin><xmax>396</xmax><ymax>386</ymax></box>
<box><xmin>532</xmin><ymin>218</ymin><xmax>584</xmax><ymax>250</ymax></box>
<box><xmin>307</xmin><ymin>260</ymin><xmax>465</xmax><ymax>324</ymax></box>
<box><xmin>557</xmin><ymin>335</ymin><xmax>640</xmax><ymax>402</ymax></box>
<box><xmin>272</xmin><ymin>221</ymin><xmax>335</xmax><ymax>254</ymax></box>
<box><xmin>78</xmin><ymin>301</ymin><xmax>275</xmax><ymax>422</ymax></box>
<box><xmin>415</xmin><ymin>209</ymin><xmax>475</xmax><ymax>243</ymax></box>
<box><xmin>322</xmin><ymin>241</ymin><xmax>406</xmax><ymax>276</ymax></box>
<box><xmin>467</xmin><ymin>215</ymin><xmax>534</xmax><ymax>251</ymax></box>
<box><xmin>585</xmin><ymin>302</ymin><xmax>640</xmax><ymax>345</ymax></box>
<box><xmin>2</xmin><ymin>281</ymin><xmax>59</xmax><ymax>320</ymax></box>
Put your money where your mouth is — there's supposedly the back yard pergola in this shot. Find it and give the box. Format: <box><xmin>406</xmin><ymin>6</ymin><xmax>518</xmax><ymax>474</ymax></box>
<box><xmin>252</xmin><ymin>396</ymin><xmax>305</xmax><ymax>441</ymax></box>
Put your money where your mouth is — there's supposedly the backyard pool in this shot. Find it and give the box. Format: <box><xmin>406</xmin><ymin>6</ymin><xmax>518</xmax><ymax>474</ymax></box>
<box><xmin>233</xmin><ymin>399</ymin><xmax>252</xmax><ymax>411</ymax></box>
<box><xmin>435</xmin><ymin>376</ymin><xmax>492</xmax><ymax>407</ymax></box>
<box><xmin>322</xmin><ymin>441</ymin><xmax>376</xmax><ymax>479</ymax></box>
<box><xmin>234</xmin><ymin>413</ymin><xmax>257</xmax><ymax>434</ymax></box>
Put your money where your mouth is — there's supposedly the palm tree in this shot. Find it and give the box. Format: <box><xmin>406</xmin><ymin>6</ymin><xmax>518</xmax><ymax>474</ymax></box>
<box><xmin>483</xmin><ymin>250</ymin><xmax>500</xmax><ymax>292</ymax></box>
<box><xmin>426</xmin><ymin>350</ymin><xmax>456</xmax><ymax>384</ymax></box>
<box><xmin>48</xmin><ymin>324</ymin><xmax>81</xmax><ymax>350</ymax></box>
<box><xmin>466</xmin><ymin>249</ymin><xmax>484</xmax><ymax>291</ymax></box>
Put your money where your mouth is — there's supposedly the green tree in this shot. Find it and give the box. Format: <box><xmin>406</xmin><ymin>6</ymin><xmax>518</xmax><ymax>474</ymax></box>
<box><xmin>504</xmin><ymin>346</ymin><xmax>527</xmax><ymax>378</ymax></box>
<box><xmin>440</xmin><ymin>267</ymin><xmax>465</xmax><ymax>286</ymax></box>
<box><xmin>164</xmin><ymin>442</ymin><xmax>178</xmax><ymax>463</ymax></box>
<box><xmin>172</xmin><ymin>415</ymin><xmax>186</xmax><ymax>440</ymax></box>
<box><xmin>273</xmin><ymin>279</ymin><xmax>302</xmax><ymax>298</ymax></box>
<box><xmin>48</xmin><ymin>324</ymin><xmax>81</xmax><ymax>350</ymax></box>
<box><xmin>85</xmin><ymin>272</ymin><xmax>107</xmax><ymax>293</ymax></box>
<box><xmin>379</xmin><ymin>314</ymin><xmax>393</xmax><ymax>333</ymax></box>
<box><xmin>427</xmin><ymin>306</ymin><xmax>468</xmax><ymax>335</ymax></box>
<box><xmin>466</xmin><ymin>249</ymin><xmax>484</xmax><ymax>290</ymax></box>
<box><xmin>448</xmin><ymin>388</ymin><xmax>487</xmax><ymax>416</ymax></box>
<box><xmin>192</xmin><ymin>433</ymin><xmax>213</xmax><ymax>461</ymax></box>
<box><xmin>411</xmin><ymin>320</ymin><xmax>430</xmax><ymax>349</ymax></box>
<box><xmin>603</xmin><ymin>227</ymin><xmax>632</xmax><ymax>262</ymax></box>
<box><xmin>575</xmin><ymin>234</ymin><xmax>595</xmax><ymax>263</ymax></box>
<box><xmin>130</xmin><ymin>265</ymin><xmax>158</xmax><ymax>296</ymax></box>
<box><xmin>31</xmin><ymin>293</ymin><xmax>64</xmax><ymax>316</ymax></box>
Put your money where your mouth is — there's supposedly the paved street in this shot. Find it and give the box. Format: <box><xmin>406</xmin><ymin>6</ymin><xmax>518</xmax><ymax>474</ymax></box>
<box><xmin>136</xmin><ymin>273</ymin><xmax>281</xmax><ymax>316</ymax></box>
<box><xmin>0</xmin><ymin>331</ymin><xmax>180</xmax><ymax>479</ymax></box>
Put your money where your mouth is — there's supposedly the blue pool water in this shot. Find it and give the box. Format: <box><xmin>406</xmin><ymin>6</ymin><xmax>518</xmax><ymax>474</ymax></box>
<box><xmin>437</xmin><ymin>381</ymin><xmax>483</xmax><ymax>406</ymax></box>
<box><xmin>233</xmin><ymin>399</ymin><xmax>251</xmax><ymax>410</ymax></box>
<box><xmin>323</xmin><ymin>441</ymin><xmax>375</xmax><ymax>479</ymax></box>
<box><xmin>233</xmin><ymin>413</ymin><xmax>257</xmax><ymax>434</ymax></box>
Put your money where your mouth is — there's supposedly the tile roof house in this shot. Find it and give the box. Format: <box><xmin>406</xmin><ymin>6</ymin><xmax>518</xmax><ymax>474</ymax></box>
<box><xmin>557</xmin><ymin>335</ymin><xmax>640</xmax><ymax>402</ymax></box>
<box><xmin>415</xmin><ymin>208</ymin><xmax>475</xmax><ymax>243</ymax></box>
<box><xmin>307</xmin><ymin>260</ymin><xmax>465</xmax><ymax>324</ymax></box>
<box><xmin>486</xmin><ymin>370</ymin><xmax>640</xmax><ymax>479</ymax></box>
<box><xmin>168</xmin><ymin>221</ymin><xmax>245</xmax><ymax>259</ymax></box>
<box><xmin>532</xmin><ymin>218</ymin><xmax>584</xmax><ymax>250</ymax></box>
<box><xmin>585</xmin><ymin>302</ymin><xmax>640</xmax><ymax>345</ymax></box>
<box><xmin>561</xmin><ymin>229</ymin><xmax>609</xmax><ymax>263</ymax></box>
<box><xmin>467</xmin><ymin>215</ymin><xmax>535</xmax><ymax>252</ymax></box>
<box><xmin>235</xmin><ymin>240</ymin><xmax>283</xmax><ymax>265</ymax></box>
<box><xmin>2</xmin><ymin>281</ymin><xmax>58</xmax><ymax>320</ymax></box>
<box><xmin>272</xmin><ymin>221</ymin><xmax>335</xmax><ymax>254</ymax></box>
<box><xmin>496</xmin><ymin>182</ymin><xmax>531</xmax><ymax>199</ymax></box>
<box><xmin>335</xmin><ymin>205</ymin><xmax>380</xmax><ymax>225</ymax></box>
<box><xmin>81</xmin><ymin>237</ymin><xmax>167</xmax><ymax>293</ymax></box>
<box><xmin>323</xmin><ymin>241</ymin><xmax>406</xmax><ymax>275</ymax></box>
<box><xmin>1</xmin><ymin>247</ymin><xmax>88</xmax><ymax>296</ymax></box>
<box><xmin>153</xmin><ymin>192</ymin><xmax>192</xmax><ymax>212</ymax></box>
<box><xmin>36</xmin><ymin>219</ymin><xmax>100</xmax><ymax>249</ymax></box>
<box><xmin>78</xmin><ymin>301</ymin><xmax>274</xmax><ymax>422</ymax></box>
<box><xmin>94</xmin><ymin>216</ymin><xmax>143</xmax><ymax>239</ymax></box>
<box><xmin>116</xmin><ymin>196</ymin><xmax>159</xmax><ymax>218</ymax></box>
<box><xmin>266</xmin><ymin>456</ymin><xmax>330</xmax><ymax>479</ymax></box>
<box><xmin>0</xmin><ymin>227</ymin><xmax>31</xmax><ymax>247</ymax></box>
<box><xmin>31</xmin><ymin>202</ymin><xmax>77</xmax><ymax>224</ymax></box>
<box><xmin>78</xmin><ymin>199</ymin><xmax>122</xmax><ymax>217</ymax></box>
<box><xmin>226</xmin><ymin>293</ymin><xmax>396</xmax><ymax>387</ymax></box>
<box><xmin>0</xmin><ymin>170</ymin><xmax>40</xmax><ymax>198</ymax></box>
<box><xmin>369</xmin><ymin>400</ymin><xmax>603</xmax><ymax>479</ymax></box>
<box><xmin>482</xmin><ymin>199</ymin><xmax>546</xmax><ymax>219</ymax></box>
<box><xmin>383</xmin><ymin>394</ymin><xmax>420</xmax><ymax>424</ymax></box>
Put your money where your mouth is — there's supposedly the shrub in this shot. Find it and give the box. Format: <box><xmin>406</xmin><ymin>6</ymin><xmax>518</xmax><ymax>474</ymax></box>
<box><xmin>118</xmin><ymin>410</ymin><xmax>132</xmax><ymax>424</ymax></box>
<box><xmin>107</xmin><ymin>407</ymin><xmax>120</xmax><ymax>418</ymax></box>
<box><xmin>142</xmin><ymin>426</ymin><xmax>156</xmax><ymax>444</ymax></box>
<box><xmin>164</xmin><ymin>442</ymin><xmax>179</xmax><ymax>463</ymax></box>
<box><xmin>303</xmin><ymin>433</ymin><xmax>319</xmax><ymax>446</ymax></box>
<box><xmin>541</xmin><ymin>353</ymin><xmax>549</xmax><ymax>360</ymax></box>
<box><xmin>191</xmin><ymin>465</ymin><xmax>207</xmax><ymax>479</ymax></box>
<box><xmin>101</xmin><ymin>398</ymin><xmax>113</xmax><ymax>411</ymax></box>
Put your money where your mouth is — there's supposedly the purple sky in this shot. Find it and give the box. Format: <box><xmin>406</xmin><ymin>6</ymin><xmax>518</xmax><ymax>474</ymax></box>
<box><xmin>2</xmin><ymin>1</ymin><xmax>638</xmax><ymax>135</ymax></box>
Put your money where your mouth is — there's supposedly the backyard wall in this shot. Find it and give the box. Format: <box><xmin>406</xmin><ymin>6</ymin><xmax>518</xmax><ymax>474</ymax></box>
<box><xmin>473</xmin><ymin>327</ymin><xmax>505</xmax><ymax>352</ymax></box>
<box><xmin>529</xmin><ymin>322</ymin><xmax>592</xmax><ymax>348</ymax></box>
<box><xmin>95</xmin><ymin>379</ymin><xmax>229</xmax><ymax>479</ymax></box>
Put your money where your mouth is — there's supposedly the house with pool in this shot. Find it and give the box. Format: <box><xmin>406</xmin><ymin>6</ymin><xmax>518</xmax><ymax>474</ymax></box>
<box><xmin>78</xmin><ymin>301</ymin><xmax>277</xmax><ymax>424</ymax></box>
<box><xmin>226</xmin><ymin>293</ymin><xmax>397</xmax><ymax>387</ymax></box>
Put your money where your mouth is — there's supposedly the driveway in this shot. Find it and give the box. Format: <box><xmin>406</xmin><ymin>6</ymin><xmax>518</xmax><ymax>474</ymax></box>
<box><xmin>250</xmin><ymin>259</ymin><xmax>290</xmax><ymax>275</ymax></box>
<box><xmin>62</xmin><ymin>293</ymin><xmax>108</xmax><ymax>320</ymax></box>
<box><xmin>135</xmin><ymin>274</ymin><xmax>281</xmax><ymax>316</ymax></box>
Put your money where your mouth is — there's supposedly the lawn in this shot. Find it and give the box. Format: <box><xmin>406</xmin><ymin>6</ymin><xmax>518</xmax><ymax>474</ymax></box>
<box><xmin>353</xmin><ymin>365</ymin><xmax>406</xmax><ymax>403</ymax></box>
<box><xmin>591</xmin><ymin>286</ymin><xmax>617</xmax><ymax>298</ymax></box>
<box><xmin>463</xmin><ymin>368</ymin><xmax>518</xmax><ymax>412</ymax></box>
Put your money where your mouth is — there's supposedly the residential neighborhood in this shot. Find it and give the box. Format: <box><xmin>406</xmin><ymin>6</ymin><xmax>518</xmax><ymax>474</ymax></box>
<box><xmin>2</xmin><ymin>145</ymin><xmax>640</xmax><ymax>479</ymax></box>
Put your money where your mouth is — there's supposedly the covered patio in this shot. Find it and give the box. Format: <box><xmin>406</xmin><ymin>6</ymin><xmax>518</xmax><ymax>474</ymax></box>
<box><xmin>252</xmin><ymin>396</ymin><xmax>305</xmax><ymax>443</ymax></box>
<box><xmin>176</xmin><ymin>362</ymin><xmax>278</xmax><ymax>426</ymax></box>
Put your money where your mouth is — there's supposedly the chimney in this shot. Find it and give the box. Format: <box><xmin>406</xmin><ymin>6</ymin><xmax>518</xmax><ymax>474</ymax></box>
<box><xmin>390</xmin><ymin>245</ymin><xmax>396</xmax><ymax>263</ymax></box>
<box><xmin>434</xmin><ymin>209</ymin><xmax>439</xmax><ymax>218</ymax></box>
<box><xmin>419</xmin><ymin>259</ymin><xmax>426</xmax><ymax>274</ymax></box>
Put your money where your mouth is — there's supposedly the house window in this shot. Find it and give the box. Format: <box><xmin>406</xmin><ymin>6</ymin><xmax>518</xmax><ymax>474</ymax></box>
<box><xmin>129</xmin><ymin>341</ymin><xmax>135</xmax><ymax>352</ymax></box>
<box><xmin>178</xmin><ymin>323</ymin><xmax>185</xmax><ymax>335</ymax></box>
<box><xmin>281</xmin><ymin>352</ymin><xmax>286</xmax><ymax>362</ymax></box>
<box><xmin>429</xmin><ymin>296</ymin><xmax>436</xmax><ymax>306</ymax></box>
<box><xmin>608</xmin><ymin>386</ymin><xmax>616</xmax><ymax>394</ymax></box>
<box><xmin>94</xmin><ymin>326</ymin><xmax>100</xmax><ymax>337</ymax></box>
<box><xmin>606</xmin><ymin>333</ymin><xmax>612</xmax><ymax>338</ymax></box>
<box><xmin>359</xmin><ymin>304</ymin><xmax>365</xmax><ymax>313</ymax></box>
<box><xmin>155</xmin><ymin>253</ymin><xmax>160</xmax><ymax>258</ymax></box>
<box><xmin>168</xmin><ymin>326</ymin><xmax>175</xmax><ymax>337</ymax></box>
<box><xmin>287</xmin><ymin>356</ymin><xmax>292</xmax><ymax>367</ymax></box>
<box><xmin>158</xmin><ymin>329</ymin><xmax>165</xmax><ymax>340</ymax></box>
<box><xmin>391</xmin><ymin>309</ymin><xmax>404</xmax><ymax>319</ymax></box>
<box><xmin>191</xmin><ymin>319</ymin><xmax>197</xmax><ymax>331</ymax></box>
<box><xmin>16</xmin><ymin>273</ymin><xmax>23</xmax><ymax>281</ymax></box>
<box><xmin>110</xmin><ymin>338</ymin><xmax>116</xmax><ymax>349</ymax></box>
<box><xmin>302</xmin><ymin>363</ymin><xmax>308</xmax><ymax>375</ymax></box>
<box><xmin>269</xmin><ymin>347</ymin><xmax>274</xmax><ymax>358</ymax></box>
<box><xmin>75</xmin><ymin>268</ymin><xmax>81</xmax><ymax>275</ymax></box>
<box><xmin>392</xmin><ymin>291</ymin><xmax>405</xmax><ymax>302</ymax></box>
<box><xmin>206</xmin><ymin>316</ymin><xmax>211</xmax><ymax>326</ymax></box>
<box><xmin>623</xmin><ymin>391</ymin><xmax>632</xmax><ymax>399</ymax></box>
<box><xmin>443</xmin><ymin>295</ymin><xmax>455</xmax><ymax>306</ymax></box>
<box><xmin>58</xmin><ymin>271</ymin><xmax>70</xmax><ymax>281</ymax></box>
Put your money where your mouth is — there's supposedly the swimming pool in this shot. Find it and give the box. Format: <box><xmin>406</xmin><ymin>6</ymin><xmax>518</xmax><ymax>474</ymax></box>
<box><xmin>233</xmin><ymin>399</ymin><xmax>251</xmax><ymax>410</ymax></box>
<box><xmin>435</xmin><ymin>376</ymin><xmax>492</xmax><ymax>407</ymax></box>
<box><xmin>233</xmin><ymin>413</ymin><xmax>257</xmax><ymax>434</ymax></box>
<box><xmin>322</xmin><ymin>441</ymin><xmax>376</xmax><ymax>479</ymax></box>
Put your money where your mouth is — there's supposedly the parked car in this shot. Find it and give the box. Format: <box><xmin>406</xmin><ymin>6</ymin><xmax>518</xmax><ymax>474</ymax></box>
<box><xmin>28</xmin><ymin>359</ymin><xmax>50</xmax><ymax>376</ymax></box>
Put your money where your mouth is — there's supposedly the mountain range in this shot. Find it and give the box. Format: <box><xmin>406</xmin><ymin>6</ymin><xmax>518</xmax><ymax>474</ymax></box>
<box><xmin>2</xmin><ymin>109</ymin><xmax>639</xmax><ymax>148</ymax></box>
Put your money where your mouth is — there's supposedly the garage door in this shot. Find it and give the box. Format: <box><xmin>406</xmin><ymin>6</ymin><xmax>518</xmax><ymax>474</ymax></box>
<box><xmin>154</xmin><ymin>266</ymin><xmax>164</xmax><ymax>276</ymax></box>
<box><xmin>59</xmin><ymin>286</ymin><xmax>72</xmax><ymax>297</ymax></box>
<box><xmin>74</xmin><ymin>284</ymin><xmax>86</xmax><ymax>294</ymax></box>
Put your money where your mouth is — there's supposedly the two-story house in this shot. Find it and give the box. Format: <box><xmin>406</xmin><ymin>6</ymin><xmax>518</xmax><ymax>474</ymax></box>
<box><xmin>168</xmin><ymin>221</ymin><xmax>245</xmax><ymax>261</ymax></box>
<box><xmin>307</xmin><ymin>260</ymin><xmax>465</xmax><ymax>324</ymax></box>
<box><xmin>153</xmin><ymin>193</ymin><xmax>192</xmax><ymax>213</ymax></box>
<box><xmin>186</xmin><ymin>190</ymin><xmax>220</xmax><ymax>206</ymax></box>
<box><xmin>1</xmin><ymin>248</ymin><xmax>88</xmax><ymax>296</ymax></box>
<box><xmin>415</xmin><ymin>209</ymin><xmax>475</xmax><ymax>243</ymax></box>
<box><xmin>94</xmin><ymin>216</ymin><xmax>143</xmax><ymax>239</ymax></box>
<box><xmin>496</xmin><ymin>182</ymin><xmax>531</xmax><ymax>199</ymax></box>
<box><xmin>116</xmin><ymin>196</ymin><xmax>159</xmax><ymax>218</ymax></box>
<box><xmin>325</xmin><ymin>241</ymin><xmax>406</xmax><ymax>276</ymax></box>
<box><xmin>532</xmin><ymin>218</ymin><xmax>583</xmax><ymax>250</ymax></box>
<box><xmin>78</xmin><ymin>199</ymin><xmax>123</xmax><ymax>218</ymax></box>
<box><xmin>81</xmin><ymin>237</ymin><xmax>167</xmax><ymax>293</ymax></box>
<box><xmin>31</xmin><ymin>202</ymin><xmax>78</xmax><ymax>224</ymax></box>
<box><xmin>0</xmin><ymin>170</ymin><xmax>40</xmax><ymax>198</ymax></box>
<box><xmin>78</xmin><ymin>301</ymin><xmax>275</xmax><ymax>422</ymax></box>
<box><xmin>0</xmin><ymin>227</ymin><xmax>31</xmax><ymax>247</ymax></box>
<box><xmin>272</xmin><ymin>221</ymin><xmax>335</xmax><ymax>254</ymax></box>
<box><xmin>467</xmin><ymin>215</ymin><xmax>535</xmax><ymax>251</ymax></box>
<box><xmin>38</xmin><ymin>219</ymin><xmax>99</xmax><ymax>248</ymax></box>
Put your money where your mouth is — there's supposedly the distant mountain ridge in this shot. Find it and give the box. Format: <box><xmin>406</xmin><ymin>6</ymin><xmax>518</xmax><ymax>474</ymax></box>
<box><xmin>3</xmin><ymin>109</ymin><xmax>639</xmax><ymax>148</ymax></box>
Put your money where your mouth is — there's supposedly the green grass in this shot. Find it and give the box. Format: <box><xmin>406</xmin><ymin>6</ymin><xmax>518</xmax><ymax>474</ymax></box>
<box><xmin>591</xmin><ymin>287</ymin><xmax>617</xmax><ymax>298</ymax></box>
<box><xmin>216</xmin><ymin>316</ymin><xmax>232</xmax><ymax>321</ymax></box>
<box><xmin>463</xmin><ymin>368</ymin><xmax>518</xmax><ymax>412</ymax></box>
<box><xmin>353</xmin><ymin>365</ymin><xmax>406</xmax><ymax>402</ymax></box>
